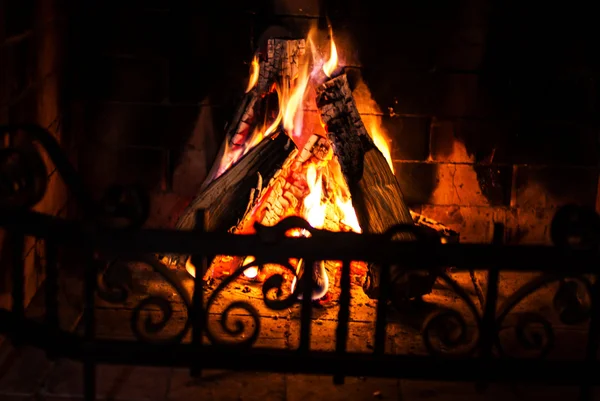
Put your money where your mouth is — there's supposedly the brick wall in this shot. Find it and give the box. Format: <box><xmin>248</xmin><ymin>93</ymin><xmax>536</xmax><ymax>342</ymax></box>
<box><xmin>74</xmin><ymin>0</ymin><xmax>599</xmax><ymax>245</ymax></box>
<box><xmin>0</xmin><ymin>0</ymin><xmax>71</xmax><ymax>311</ymax></box>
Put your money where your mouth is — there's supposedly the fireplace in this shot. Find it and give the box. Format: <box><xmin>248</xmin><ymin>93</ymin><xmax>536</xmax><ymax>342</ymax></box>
<box><xmin>1</xmin><ymin>1</ymin><xmax>600</xmax><ymax>400</ymax></box>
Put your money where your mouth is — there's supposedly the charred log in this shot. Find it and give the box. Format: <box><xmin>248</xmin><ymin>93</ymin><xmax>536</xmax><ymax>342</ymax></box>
<box><xmin>169</xmin><ymin>132</ymin><xmax>296</xmax><ymax>267</ymax></box>
<box><xmin>316</xmin><ymin>74</ymin><xmax>439</xmax><ymax>304</ymax></box>
<box><xmin>201</xmin><ymin>39</ymin><xmax>306</xmax><ymax>190</ymax></box>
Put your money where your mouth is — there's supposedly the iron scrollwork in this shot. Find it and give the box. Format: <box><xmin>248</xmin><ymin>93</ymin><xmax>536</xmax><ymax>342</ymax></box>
<box><xmin>2</xmin><ymin>123</ymin><xmax>600</xmax><ymax>375</ymax></box>
<box><xmin>203</xmin><ymin>217</ymin><xmax>314</xmax><ymax>347</ymax></box>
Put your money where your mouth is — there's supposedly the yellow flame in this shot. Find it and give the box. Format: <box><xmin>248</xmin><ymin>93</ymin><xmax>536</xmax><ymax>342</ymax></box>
<box><xmin>245</xmin><ymin>56</ymin><xmax>259</xmax><ymax>93</ymax></box>
<box><xmin>241</xmin><ymin>256</ymin><xmax>258</xmax><ymax>278</ymax></box>
<box><xmin>282</xmin><ymin>63</ymin><xmax>310</xmax><ymax>135</ymax></box>
<box><xmin>185</xmin><ymin>256</ymin><xmax>196</xmax><ymax>278</ymax></box>
<box><xmin>322</xmin><ymin>28</ymin><xmax>338</xmax><ymax>77</ymax></box>
<box><xmin>336</xmin><ymin>198</ymin><xmax>362</xmax><ymax>233</ymax></box>
<box><xmin>367</xmin><ymin>121</ymin><xmax>394</xmax><ymax>173</ymax></box>
<box><xmin>303</xmin><ymin>164</ymin><xmax>327</xmax><ymax>229</ymax></box>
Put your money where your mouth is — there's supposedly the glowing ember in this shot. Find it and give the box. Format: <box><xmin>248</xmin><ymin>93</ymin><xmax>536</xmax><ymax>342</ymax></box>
<box><xmin>241</xmin><ymin>256</ymin><xmax>258</xmax><ymax>278</ymax></box>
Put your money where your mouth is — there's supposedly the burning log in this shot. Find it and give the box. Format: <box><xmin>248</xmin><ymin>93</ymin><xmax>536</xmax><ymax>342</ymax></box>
<box><xmin>169</xmin><ymin>132</ymin><xmax>296</xmax><ymax>267</ymax></box>
<box><xmin>316</xmin><ymin>74</ymin><xmax>439</xmax><ymax>304</ymax></box>
<box><xmin>200</xmin><ymin>39</ymin><xmax>306</xmax><ymax>190</ymax></box>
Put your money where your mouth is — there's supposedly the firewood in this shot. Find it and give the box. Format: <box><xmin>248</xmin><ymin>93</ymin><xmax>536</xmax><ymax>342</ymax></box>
<box><xmin>316</xmin><ymin>74</ymin><xmax>438</xmax><ymax>304</ymax></box>
<box><xmin>200</xmin><ymin>39</ymin><xmax>306</xmax><ymax>190</ymax></box>
<box><xmin>169</xmin><ymin>132</ymin><xmax>296</xmax><ymax>267</ymax></box>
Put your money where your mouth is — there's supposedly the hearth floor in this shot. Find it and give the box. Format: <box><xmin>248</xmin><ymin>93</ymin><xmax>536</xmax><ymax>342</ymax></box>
<box><xmin>0</xmin><ymin>266</ymin><xmax>595</xmax><ymax>400</ymax></box>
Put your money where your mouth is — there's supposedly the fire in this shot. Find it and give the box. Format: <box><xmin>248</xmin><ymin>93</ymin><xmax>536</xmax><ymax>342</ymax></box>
<box><xmin>282</xmin><ymin>62</ymin><xmax>310</xmax><ymax>139</ymax></box>
<box><xmin>245</xmin><ymin>55</ymin><xmax>259</xmax><ymax>93</ymax></box>
<box><xmin>303</xmin><ymin>164</ymin><xmax>327</xmax><ymax>229</ymax></box>
<box><xmin>201</xmin><ymin>26</ymin><xmax>395</xmax><ymax>286</ymax></box>
<box><xmin>322</xmin><ymin>28</ymin><xmax>338</xmax><ymax>77</ymax></box>
<box><xmin>366</xmin><ymin>121</ymin><xmax>394</xmax><ymax>173</ymax></box>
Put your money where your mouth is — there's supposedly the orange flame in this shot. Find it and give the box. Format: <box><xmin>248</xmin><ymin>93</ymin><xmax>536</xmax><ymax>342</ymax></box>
<box><xmin>367</xmin><ymin>121</ymin><xmax>394</xmax><ymax>173</ymax></box>
<box><xmin>282</xmin><ymin>62</ymin><xmax>310</xmax><ymax>138</ymax></box>
<box><xmin>322</xmin><ymin>28</ymin><xmax>338</xmax><ymax>77</ymax></box>
<box><xmin>245</xmin><ymin>56</ymin><xmax>259</xmax><ymax>93</ymax></box>
<box><xmin>303</xmin><ymin>164</ymin><xmax>327</xmax><ymax>229</ymax></box>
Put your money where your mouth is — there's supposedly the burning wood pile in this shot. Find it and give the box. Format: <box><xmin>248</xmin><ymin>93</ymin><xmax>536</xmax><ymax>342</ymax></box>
<box><xmin>168</xmin><ymin>28</ymin><xmax>458</xmax><ymax>307</ymax></box>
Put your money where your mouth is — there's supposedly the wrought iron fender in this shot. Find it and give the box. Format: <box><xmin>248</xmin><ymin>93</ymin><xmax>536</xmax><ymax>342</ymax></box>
<box><xmin>97</xmin><ymin>254</ymin><xmax>192</xmax><ymax>344</ymax></box>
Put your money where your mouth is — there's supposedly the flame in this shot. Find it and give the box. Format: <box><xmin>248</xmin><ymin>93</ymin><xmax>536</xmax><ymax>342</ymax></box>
<box><xmin>302</xmin><ymin>164</ymin><xmax>327</xmax><ymax>229</ymax></box>
<box><xmin>241</xmin><ymin>256</ymin><xmax>258</xmax><ymax>278</ymax></box>
<box><xmin>185</xmin><ymin>256</ymin><xmax>196</xmax><ymax>278</ymax></box>
<box><xmin>245</xmin><ymin>56</ymin><xmax>259</xmax><ymax>93</ymax></box>
<box><xmin>282</xmin><ymin>62</ymin><xmax>310</xmax><ymax>138</ymax></box>
<box><xmin>336</xmin><ymin>197</ymin><xmax>362</xmax><ymax>233</ymax></box>
<box><xmin>322</xmin><ymin>28</ymin><xmax>338</xmax><ymax>77</ymax></box>
<box><xmin>367</xmin><ymin>120</ymin><xmax>394</xmax><ymax>174</ymax></box>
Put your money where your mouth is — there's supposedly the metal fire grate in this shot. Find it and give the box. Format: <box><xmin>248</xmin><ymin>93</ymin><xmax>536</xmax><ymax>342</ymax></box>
<box><xmin>1</xmin><ymin>125</ymin><xmax>599</xmax><ymax>401</ymax></box>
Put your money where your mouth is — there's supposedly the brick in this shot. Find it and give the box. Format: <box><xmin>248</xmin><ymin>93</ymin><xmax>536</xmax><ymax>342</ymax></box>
<box><xmin>169</xmin><ymin>14</ymin><xmax>253</xmax><ymax>103</ymax></box>
<box><xmin>504</xmin><ymin>208</ymin><xmax>554</xmax><ymax>245</ymax></box>
<box><xmin>361</xmin><ymin>113</ymin><xmax>429</xmax><ymax>162</ymax></box>
<box><xmin>514</xmin><ymin>166</ymin><xmax>598</xmax><ymax>209</ymax></box>
<box><xmin>474</xmin><ymin>165</ymin><xmax>512</xmax><ymax>206</ymax></box>
<box><xmin>511</xmin><ymin>75</ymin><xmax>596</xmax><ymax>120</ymax></box>
<box><xmin>453</xmin><ymin>119</ymin><xmax>513</xmax><ymax>164</ymax></box>
<box><xmin>89</xmin><ymin>56</ymin><xmax>168</xmax><ymax>102</ymax></box>
<box><xmin>387</xmin><ymin>117</ymin><xmax>430</xmax><ymax>161</ymax></box>
<box><xmin>364</xmin><ymin>71</ymin><xmax>435</xmax><ymax>117</ymax></box>
<box><xmin>99</xmin><ymin>8</ymin><xmax>170</xmax><ymax>57</ymax></box>
<box><xmin>79</xmin><ymin>144</ymin><xmax>167</xmax><ymax>195</ymax></box>
<box><xmin>399</xmin><ymin>162</ymin><xmax>511</xmax><ymax>207</ymax></box>
<box><xmin>394</xmin><ymin>162</ymin><xmax>437</xmax><ymax>206</ymax></box>
<box><xmin>418</xmin><ymin>205</ymin><xmax>506</xmax><ymax>243</ymax></box>
<box><xmin>287</xmin><ymin>375</ymin><xmax>399</xmax><ymax>401</ymax></box>
<box><xmin>168</xmin><ymin>369</ymin><xmax>286</xmax><ymax>401</ymax></box>
<box><xmin>87</xmin><ymin>103</ymin><xmax>170</xmax><ymax>148</ymax></box>
<box><xmin>430</xmin><ymin>119</ymin><xmax>465</xmax><ymax>162</ymax></box>
<box><xmin>511</xmin><ymin>120</ymin><xmax>598</xmax><ymax>166</ymax></box>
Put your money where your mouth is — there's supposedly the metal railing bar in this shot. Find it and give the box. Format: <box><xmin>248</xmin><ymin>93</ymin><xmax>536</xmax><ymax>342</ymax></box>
<box><xmin>44</xmin><ymin>238</ymin><xmax>59</xmax><ymax>358</ymax></box>
<box><xmin>373</xmin><ymin>264</ymin><xmax>391</xmax><ymax>355</ymax></box>
<box><xmin>190</xmin><ymin>210</ymin><xmax>208</xmax><ymax>377</ymax></box>
<box><xmin>10</xmin><ymin>234</ymin><xmax>25</xmax><ymax>325</ymax></box>
<box><xmin>333</xmin><ymin>260</ymin><xmax>351</xmax><ymax>384</ymax></box>
<box><xmin>83</xmin><ymin>245</ymin><xmax>98</xmax><ymax>401</ymax></box>
<box><xmin>580</xmin><ymin>276</ymin><xmax>600</xmax><ymax>401</ymax></box>
<box><xmin>476</xmin><ymin>223</ymin><xmax>503</xmax><ymax>390</ymax></box>
<box><xmin>1</xmin><ymin>211</ymin><xmax>599</xmax><ymax>273</ymax></box>
<box><xmin>298</xmin><ymin>259</ymin><xmax>315</xmax><ymax>353</ymax></box>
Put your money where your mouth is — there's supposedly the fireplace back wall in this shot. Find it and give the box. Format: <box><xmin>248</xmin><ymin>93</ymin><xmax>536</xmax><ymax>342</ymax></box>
<box><xmin>71</xmin><ymin>0</ymin><xmax>600</xmax><ymax>245</ymax></box>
